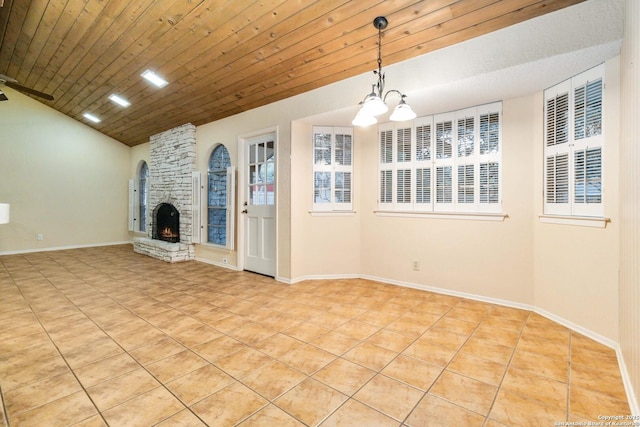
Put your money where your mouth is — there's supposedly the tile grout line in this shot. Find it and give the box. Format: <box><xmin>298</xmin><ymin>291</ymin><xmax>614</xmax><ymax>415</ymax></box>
<box><xmin>480</xmin><ymin>309</ymin><xmax>532</xmax><ymax>427</ymax></box>
<box><xmin>20</xmin><ymin>252</ymin><xmax>209</xmax><ymax>426</ymax></box>
<box><xmin>6</xmin><ymin>255</ymin><xmax>110</xmax><ymax>427</ymax></box>
<box><xmin>400</xmin><ymin>302</ymin><xmax>492</xmax><ymax>426</ymax></box>
<box><xmin>0</xmin><ymin>382</ymin><xmax>10</xmax><ymax>427</ymax></box>
<box><xmin>3</xmin><ymin>248</ymin><xmax>627</xmax><ymax>425</ymax></box>
<box><xmin>567</xmin><ymin>330</ymin><xmax>573</xmax><ymax>422</ymax></box>
<box><xmin>57</xmin><ymin>255</ymin><xmax>216</xmax><ymax>426</ymax></box>
<box><xmin>0</xmin><ymin>262</ymin><xmax>14</xmax><ymax>427</ymax></box>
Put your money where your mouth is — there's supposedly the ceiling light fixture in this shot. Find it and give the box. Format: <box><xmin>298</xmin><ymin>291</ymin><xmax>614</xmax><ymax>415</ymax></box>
<box><xmin>141</xmin><ymin>70</ymin><xmax>168</xmax><ymax>88</ymax></box>
<box><xmin>352</xmin><ymin>16</ymin><xmax>417</xmax><ymax>127</ymax></box>
<box><xmin>108</xmin><ymin>94</ymin><xmax>131</xmax><ymax>107</ymax></box>
<box><xmin>83</xmin><ymin>113</ymin><xmax>101</xmax><ymax>123</ymax></box>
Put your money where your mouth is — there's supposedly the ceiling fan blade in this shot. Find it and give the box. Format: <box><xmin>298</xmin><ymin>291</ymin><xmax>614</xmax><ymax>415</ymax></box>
<box><xmin>5</xmin><ymin>81</ymin><xmax>54</xmax><ymax>101</ymax></box>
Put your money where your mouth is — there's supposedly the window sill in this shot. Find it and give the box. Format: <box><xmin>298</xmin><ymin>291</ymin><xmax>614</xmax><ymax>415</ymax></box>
<box><xmin>309</xmin><ymin>210</ymin><xmax>357</xmax><ymax>217</ymax></box>
<box><xmin>200</xmin><ymin>242</ymin><xmax>232</xmax><ymax>250</ymax></box>
<box><xmin>374</xmin><ymin>211</ymin><xmax>507</xmax><ymax>221</ymax></box>
<box><xmin>539</xmin><ymin>215</ymin><xmax>610</xmax><ymax>228</ymax></box>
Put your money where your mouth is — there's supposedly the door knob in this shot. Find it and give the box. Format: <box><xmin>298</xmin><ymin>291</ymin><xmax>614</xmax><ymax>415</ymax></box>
<box><xmin>241</xmin><ymin>209</ymin><xmax>248</xmax><ymax>214</ymax></box>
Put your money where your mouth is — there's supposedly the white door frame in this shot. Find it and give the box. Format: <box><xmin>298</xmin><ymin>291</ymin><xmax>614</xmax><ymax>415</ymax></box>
<box><xmin>237</xmin><ymin>126</ymin><xmax>278</xmax><ymax>276</ymax></box>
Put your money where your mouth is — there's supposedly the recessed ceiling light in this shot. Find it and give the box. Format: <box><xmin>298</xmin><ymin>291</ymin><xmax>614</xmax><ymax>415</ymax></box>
<box><xmin>108</xmin><ymin>94</ymin><xmax>131</xmax><ymax>107</ymax></box>
<box><xmin>141</xmin><ymin>70</ymin><xmax>168</xmax><ymax>88</ymax></box>
<box><xmin>83</xmin><ymin>113</ymin><xmax>101</xmax><ymax>123</ymax></box>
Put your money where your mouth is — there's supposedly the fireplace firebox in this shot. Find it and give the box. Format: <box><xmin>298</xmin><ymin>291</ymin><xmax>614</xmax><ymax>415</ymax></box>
<box><xmin>153</xmin><ymin>203</ymin><xmax>180</xmax><ymax>243</ymax></box>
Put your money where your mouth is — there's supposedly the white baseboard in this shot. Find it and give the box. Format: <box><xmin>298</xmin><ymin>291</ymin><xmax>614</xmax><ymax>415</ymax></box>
<box><xmin>194</xmin><ymin>256</ymin><xmax>241</xmax><ymax>271</ymax></box>
<box><xmin>286</xmin><ymin>273</ymin><xmax>360</xmax><ymax>284</ymax></box>
<box><xmin>288</xmin><ymin>272</ymin><xmax>638</xmax><ymax>415</ymax></box>
<box><xmin>0</xmin><ymin>241</ymin><xmax>131</xmax><ymax>256</ymax></box>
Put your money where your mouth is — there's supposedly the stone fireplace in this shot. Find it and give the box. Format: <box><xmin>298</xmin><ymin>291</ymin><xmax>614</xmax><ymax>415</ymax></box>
<box><xmin>133</xmin><ymin>123</ymin><xmax>196</xmax><ymax>262</ymax></box>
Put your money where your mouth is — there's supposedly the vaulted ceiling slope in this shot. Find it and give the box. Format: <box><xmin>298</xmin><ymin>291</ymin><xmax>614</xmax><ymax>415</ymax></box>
<box><xmin>0</xmin><ymin>0</ymin><xmax>584</xmax><ymax>147</ymax></box>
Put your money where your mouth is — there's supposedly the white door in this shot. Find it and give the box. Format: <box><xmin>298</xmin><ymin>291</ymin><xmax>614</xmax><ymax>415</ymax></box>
<box><xmin>243</xmin><ymin>133</ymin><xmax>276</xmax><ymax>276</ymax></box>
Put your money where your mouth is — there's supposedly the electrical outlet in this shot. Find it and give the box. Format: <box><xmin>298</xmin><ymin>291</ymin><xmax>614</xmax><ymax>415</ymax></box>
<box><xmin>37</xmin><ymin>233</ymin><xmax>44</xmax><ymax>241</ymax></box>
<box><xmin>412</xmin><ymin>261</ymin><xmax>420</xmax><ymax>271</ymax></box>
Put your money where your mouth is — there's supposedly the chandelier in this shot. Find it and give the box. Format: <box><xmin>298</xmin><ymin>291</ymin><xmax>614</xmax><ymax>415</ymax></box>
<box><xmin>352</xmin><ymin>16</ymin><xmax>417</xmax><ymax>127</ymax></box>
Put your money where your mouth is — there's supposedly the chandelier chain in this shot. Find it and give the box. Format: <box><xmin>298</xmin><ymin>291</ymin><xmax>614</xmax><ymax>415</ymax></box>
<box><xmin>376</xmin><ymin>25</ymin><xmax>384</xmax><ymax>96</ymax></box>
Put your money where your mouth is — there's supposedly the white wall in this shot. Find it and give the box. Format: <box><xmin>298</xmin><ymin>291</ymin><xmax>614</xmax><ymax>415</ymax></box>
<box><xmin>618</xmin><ymin>0</ymin><xmax>640</xmax><ymax>413</ymax></box>
<box><xmin>289</xmin><ymin>121</ymin><xmax>362</xmax><ymax>280</ymax></box>
<box><xmin>0</xmin><ymin>87</ymin><xmax>131</xmax><ymax>254</ymax></box>
<box><xmin>533</xmin><ymin>58</ymin><xmax>621</xmax><ymax>341</ymax></box>
<box><xmin>354</xmin><ymin>95</ymin><xmax>536</xmax><ymax>307</ymax></box>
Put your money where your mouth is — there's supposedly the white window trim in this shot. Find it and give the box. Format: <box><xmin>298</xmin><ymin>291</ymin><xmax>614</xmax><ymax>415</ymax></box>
<box><xmin>375</xmin><ymin>210</ymin><xmax>507</xmax><ymax>221</ymax></box>
<box><xmin>378</xmin><ymin>102</ymin><xmax>503</xmax><ymax>216</ymax></box>
<box><xmin>309</xmin><ymin>210</ymin><xmax>357</xmax><ymax>217</ymax></box>
<box><xmin>539</xmin><ymin>214</ymin><xmax>609</xmax><ymax>228</ymax></box>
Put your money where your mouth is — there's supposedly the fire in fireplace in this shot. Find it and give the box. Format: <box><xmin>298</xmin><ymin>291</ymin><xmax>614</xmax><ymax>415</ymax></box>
<box><xmin>153</xmin><ymin>203</ymin><xmax>180</xmax><ymax>243</ymax></box>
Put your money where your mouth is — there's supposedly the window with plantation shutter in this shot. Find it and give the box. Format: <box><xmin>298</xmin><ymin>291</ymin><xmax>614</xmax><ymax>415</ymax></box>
<box><xmin>544</xmin><ymin>64</ymin><xmax>604</xmax><ymax>217</ymax></box>
<box><xmin>312</xmin><ymin>126</ymin><xmax>353</xmax><ymax>211</ymax></box>
<box><xmin>378</xmin><ymin>102</ymin><xmax>502</xmax><ymax>215</ymax></box>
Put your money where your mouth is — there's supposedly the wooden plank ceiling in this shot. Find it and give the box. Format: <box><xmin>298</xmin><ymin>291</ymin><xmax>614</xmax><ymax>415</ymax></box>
<box><xmin>0</xmin><ymin>0</ymin><xmax>584</xmax><ymax>147</ymax></box>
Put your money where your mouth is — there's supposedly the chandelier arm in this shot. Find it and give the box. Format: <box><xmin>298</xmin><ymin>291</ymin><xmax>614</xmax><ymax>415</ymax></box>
<box><xmin>382</xmin><ymin>89</ymin><xmax>405</xmax><ymax>102</ymax></box>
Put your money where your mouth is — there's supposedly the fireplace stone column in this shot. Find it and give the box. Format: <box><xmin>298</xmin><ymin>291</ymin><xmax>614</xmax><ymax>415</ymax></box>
<box><xmin>134</xmin><ymin>123</ymin><xmax>196</xmax><ymax>262</ymax></box>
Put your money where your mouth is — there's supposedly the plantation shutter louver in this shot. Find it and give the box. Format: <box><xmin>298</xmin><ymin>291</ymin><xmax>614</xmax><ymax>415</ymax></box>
<box><xmin>436</xmin><ymin>120</ymin><xmax>453</xmax><ymax>159</ymax></box>
<box><xmin>397</xmin><ymin>169</ymin><xmax>411</xmax><ymax>204</ymax></box>
<box><xmin>480</xmin><ymin>162</ymin><xmax>499</xmax><ymax>203</ymax></box>
<box><xmin>457</xmin><ymin>164</ymin><xmax>474</xmax><ymax>203</ymax></box>
<box><xmin>396</xmin><ymin>127</ymin><xmax>412</xmax><ymax>205</ymax></box>
<box><xmin>414</xmin><ymin>119</ymin><xmax>433</xmax><ymax>210</ymax></box>
<box><xmin>457</xmin><ymin>116</ymin><xmax>474</xmax><ymax>157</ymax></box>
<box><xmin>436</xmin><ymin>166</ymin><xmax>453</xmax><ymax>204</ymax></box>
<box><xmin>379</xmin><ymin>125</ymin><xmax>394</xmax><ymax>206</ymax></box>
<box><xmin>434</xmin><ymin>114</ymin><xmax>455</xmax><ymax>211</ymax></box>
<box><xmin>574</xmin><ymin>148</ymin><xmax>602</xmax><ymax>204</ymax></box>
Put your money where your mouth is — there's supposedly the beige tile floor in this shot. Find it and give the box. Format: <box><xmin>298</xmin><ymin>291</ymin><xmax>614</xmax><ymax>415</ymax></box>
<box><xmin>0</xmin><ymin>245</ymin><xmax>630</xmax><ymax>426</ymax></box>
